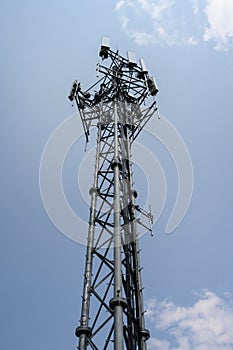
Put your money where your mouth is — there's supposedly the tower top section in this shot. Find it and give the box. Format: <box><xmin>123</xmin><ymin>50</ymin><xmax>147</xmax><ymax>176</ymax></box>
<box><xmin>68</xmin><ymin>37</ymin><xmax>159</xmax><ymax>142</ymax></box>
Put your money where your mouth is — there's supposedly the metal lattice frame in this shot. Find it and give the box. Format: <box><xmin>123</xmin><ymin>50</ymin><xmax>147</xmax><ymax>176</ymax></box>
<box><xmin>69</xmin><ymin>38</ymin><xmax>159</xmax><ymax>350</ymax></box>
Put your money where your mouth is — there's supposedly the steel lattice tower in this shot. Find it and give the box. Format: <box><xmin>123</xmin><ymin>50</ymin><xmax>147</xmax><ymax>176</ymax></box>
<box><xmin>68</xmin><ymin>37</ymin><xmax>159</xmax><ymax>350</ymax></box>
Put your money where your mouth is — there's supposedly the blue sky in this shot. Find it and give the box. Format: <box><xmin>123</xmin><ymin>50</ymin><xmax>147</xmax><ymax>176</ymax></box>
<box><xmin>1</xmin><ymin>0</ymin><xmax>233</xmax><ymax>349</ymax></box>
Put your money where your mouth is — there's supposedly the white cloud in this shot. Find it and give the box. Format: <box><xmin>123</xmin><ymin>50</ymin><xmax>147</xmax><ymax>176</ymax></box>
<box><xmin>120</xmin><ymin>15</ymin><xmax>130</xmax><ymax>30</ymax></box>
<box><xmin>148</xmin><ymin>337</ymin><xmax>171</xmax><ymax>350</ymax></box>
<box><xmin>115</xmin><ymin>0</ymin><xmax>125</xmax><ymax>10</ymax></box>
<box><xmin>189</xmin><ymin>0</ymin><xmax>200</xmax><ymax>15</ymax></box>
<box><xmin>137</xmin><ymin>0</ymin><xmax>175</xmax><ymax>20</ymax></box>
<box><xmin>187</xmin><ymin>36</ymin><xmax>199</xmax><ymax>45</ymax></box>
<box><xmin>129</xmin><ymin>31</ymin><xmax>153</xmax><ymax>45</ymax></box>
<box><xmin>203</xmin><ymin>0</ymin><xmax>233</xmax><ymax>51</ymax></box>
<box><xmin>145</xmin><ymin>290</ymin><xmax>233</xmax><ymax>349</ymax></box>
<box><xmin>115</xmin><ymin>0</ymin><xmax>233</xmax><ymax>51</ymax></box>
<box><xmin>115</xmin><ymin>0</ymin><xmax>199</xmax><ymax>47</ymax></box>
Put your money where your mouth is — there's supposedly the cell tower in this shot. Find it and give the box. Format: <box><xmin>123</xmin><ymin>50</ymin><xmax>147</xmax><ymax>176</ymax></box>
<box><xmin>68</xmin><ymin>37</ymin><xmax>159</xmax><ymax>350</ymax></box>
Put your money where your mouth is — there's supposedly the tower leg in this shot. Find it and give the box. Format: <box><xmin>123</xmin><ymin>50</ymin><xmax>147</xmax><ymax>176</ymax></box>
<box><xmin>76</xmin><ymin>128</ymin><xmax>101</xmax><ymax>350</ymax></box>
<box><xmin>113</xmin><ymin>102</ymin><xmax>124</xmax><ymax>350</ymax></box>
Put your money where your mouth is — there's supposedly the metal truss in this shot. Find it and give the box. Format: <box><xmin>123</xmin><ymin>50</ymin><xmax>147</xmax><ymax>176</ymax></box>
<box><xmin>69</xmin><ymin>38</ymin><xmax>159</xmax><ymax>350</ymax></box>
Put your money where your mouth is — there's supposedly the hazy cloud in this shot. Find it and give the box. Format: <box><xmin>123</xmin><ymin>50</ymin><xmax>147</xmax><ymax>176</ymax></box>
<box><xmin>145</xmin><ymin>290</ymin><xmax>233</xmax><ymax>349</ymax></box>
<box><xmin>115</xmin><ymin>0</ymin><xmax>199</xmax><ymax>47</ymax></box>
<box><xmin>189</xmin><ymin>0</ymin><xmax>200</xmax><ymax>15</ymax></box>
<box><xmin>115</xmin><ymin>0</ymin><xmax>233</xmax><ymax>51</ymax></box>
<box><xmin>203</xmin><ymin>0</ymin><xmax>233</xmax><ymax>51</ymax></box>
